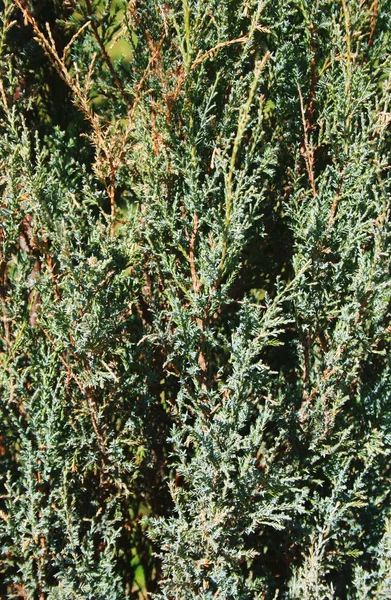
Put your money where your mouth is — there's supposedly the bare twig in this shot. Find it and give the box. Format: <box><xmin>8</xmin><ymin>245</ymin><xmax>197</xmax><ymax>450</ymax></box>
<box><xmin>191</xmin><ymin>36</ymin><xmax>248</xmax><ymax>70</ymax></box>
<box><xmin>189</xmin><ymin>213</ymin><xmax>200</xmax><ymax>295</ymax></box>
<box><xmin>368</xmin><ymin>0</ymin><xmax>379</xmax><ymax>47</ymax></box>
<box><xmin>298</xmin><ymin>85</ymin><xmax>316</xmax><ymax>196</ymax></box>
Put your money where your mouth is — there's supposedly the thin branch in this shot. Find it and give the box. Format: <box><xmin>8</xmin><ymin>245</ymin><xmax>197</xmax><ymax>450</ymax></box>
<box><xmin>85</xmin><ymin>0</ymin><xmax>132</xmax><ymax>113</ymax></box>
<box><xmin>189</xmin><ymin>213</ymin><xmax>200</xmax><ymax>295</ymax></box>
<box><xmin>298</xmin><ymin>84</ymin><xmax>316</xmax><ymax>196</ymax></box>
<box><xmin>191</xmin><ymin>36</ymin><xmax>248</xmax><ymax>70</ymax></box>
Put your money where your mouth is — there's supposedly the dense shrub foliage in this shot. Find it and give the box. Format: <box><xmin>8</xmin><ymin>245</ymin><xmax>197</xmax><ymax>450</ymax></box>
<box><xmin>0</xmin><ymin>0</ymin><xmax>390</xmax><ymax>598</ymax></box>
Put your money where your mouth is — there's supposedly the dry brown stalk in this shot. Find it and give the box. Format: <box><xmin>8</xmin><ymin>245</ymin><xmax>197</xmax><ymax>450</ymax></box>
<box><xmin>45</xmin><ymin>252</ymin><xmax>61</xmax><ymax>302</ymax></box>
<box><xmin>130</xmin><ymin>35</ymin><xmax>166</xmax><ymax>120</ymax></box>
<box><xmin>328</xmin><ymin>191</ymin><xmax>340</xmax><ymax>227</ymax></box>
<box><xmin>368</xmin><ymin>0</ymin><xmax>379</xmax><ymax>47</ymax></box>
<box><xmin>298</xmin><ymin>85</ymin><xmax>316</xmax><ymax>197</ymax></box>
<box><xmin>191</xmin><ymin>35</ymin><xmax>248</xmax><ymax>70</ymax></box>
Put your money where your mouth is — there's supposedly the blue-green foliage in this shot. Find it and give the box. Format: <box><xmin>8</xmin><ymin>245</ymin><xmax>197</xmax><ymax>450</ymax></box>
<box><xmin>0</xmin><ymin>0</ymin><xmax>390</xmax><ymax>598</ymax></box>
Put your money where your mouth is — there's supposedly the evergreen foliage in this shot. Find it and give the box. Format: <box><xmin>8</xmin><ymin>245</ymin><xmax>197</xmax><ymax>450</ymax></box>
<box><xmin>0</xmin><ymin>0</ymin><xmax>390</xmax><ymax>598</ymax></box>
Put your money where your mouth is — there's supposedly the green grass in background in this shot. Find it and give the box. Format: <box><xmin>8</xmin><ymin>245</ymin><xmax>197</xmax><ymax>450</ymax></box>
<box><xmin>71</xmin><ymin>0</ymin><xmax>133</xmax><ymax>64</ymax></box>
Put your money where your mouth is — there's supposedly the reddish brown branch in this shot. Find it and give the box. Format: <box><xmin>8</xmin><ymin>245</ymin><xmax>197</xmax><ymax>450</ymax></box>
<box><xmin>298</xmin><ymin>85</ymin><xmax>316</xmax><ymax>196</ymax></box>
<box><xmin>368</xmin><ymin>0</ymin><xmax>379</xmax><ymax>48</ymax></box>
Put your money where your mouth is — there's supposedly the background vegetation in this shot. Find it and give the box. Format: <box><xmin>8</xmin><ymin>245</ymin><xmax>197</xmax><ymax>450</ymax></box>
<box><xmin>0</xmin><ymin>0</ymin><xmax>390</xmax><ymax>598</ymax></box>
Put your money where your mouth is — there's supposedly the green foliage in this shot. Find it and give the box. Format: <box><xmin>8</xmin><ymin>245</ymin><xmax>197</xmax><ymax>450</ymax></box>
<box><xmin>0</xmin><ymin>0</ymin><xmax>390</xmax><ymax>598</ymax></box>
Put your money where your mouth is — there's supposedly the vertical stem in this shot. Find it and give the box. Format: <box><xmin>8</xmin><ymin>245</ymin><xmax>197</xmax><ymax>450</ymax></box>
<box><xmin>220</xmin><ymin>52</ymin><xmax>270</xmax><ymax>271</ymax></box>
<box><xmin>108</xmin><ymin>158</ymin><xmax>116</xmax><ymax>238</ymax></box>
<box><xmin>182</xmin><ymin>0</ymin><xmax>191</xmax><ymax>70</ymax></box>
<box><xmin>298</xmin><ymin>85</ymin><xmax>316</xmax><ymax>197</ymax></box>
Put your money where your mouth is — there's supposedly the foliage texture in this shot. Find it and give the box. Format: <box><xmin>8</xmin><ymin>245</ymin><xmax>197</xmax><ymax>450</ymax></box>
<box><xmin>0</xmin><ymin>0</ymin><xmax>390</xmax><ymax>598</ymax></box>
